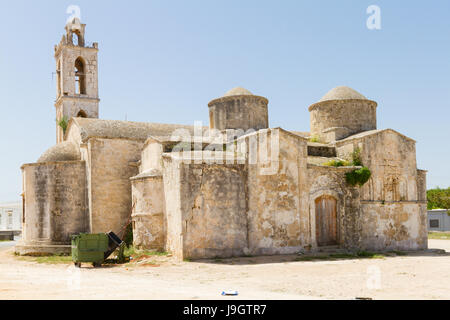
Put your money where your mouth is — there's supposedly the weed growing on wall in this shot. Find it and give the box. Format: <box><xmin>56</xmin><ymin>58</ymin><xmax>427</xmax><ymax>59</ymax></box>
<box><xmin>346</xmin><ymin>167</ymin><xmax>372</xmax><ymax>186</ymax></box>
<box><xmin>57</xmin><ymin>116</ymin><xmax>69</xmax><ymax>134</ymax></box>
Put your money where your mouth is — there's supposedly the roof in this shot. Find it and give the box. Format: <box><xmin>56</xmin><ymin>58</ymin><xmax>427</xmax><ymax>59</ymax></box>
<box><xmin>69</xmin><ymin>118</ymin><xmax>208</xmax><ymax>143</ymax></box>
<box><xmin>223</xmin><ymin>87</ymin><xmax>253</xmax><ymax>97</ymax></box>
<box><xmin>37</xmin><ymin>141</ymin><xmax>81</xmax><ymax>163</ymax></box>
<box><xmin>290</xmin><ymin>131</ymin><xmax>310</xmax><ymax>138</ymax></box>
<box><xmin>0</xmin><ymin>202</ymin><xmax>21</xmax><ymax>208</ymax></box>
<box><xmin>319</xmin><ymin>86</ymin><xmax>368</xmax><ymax>102</ymax></box>
<box><xmin>334</xmin><ymin>128</ymin><xmax>416</xmax><ymax>145</ymax></box>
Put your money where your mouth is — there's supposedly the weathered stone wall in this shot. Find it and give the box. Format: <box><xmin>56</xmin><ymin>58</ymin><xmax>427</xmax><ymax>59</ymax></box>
<box><xmin>310</xmin><ymin>100</ymin><xmax>377</xmax><ymax>142</ymax></box>
<box><xmin>181</xmin><ymin>162</ymin><xmax>248</xmax><ymax>259</ymax></box>
<box><xmin>208</xmin><ymin>95</ymin><xmax>269</xmax><ymax>131</ymax></box>
<box><xmin>88</xmin><ymin>138</ymin><xmax>143</xmax><ymax>235</ymax></box>
<box><xmin>19</xmin><ymin>161</ymin><xmax>88</xmax><ymax>250</ymax></box>
<box><xmin>162</xmin><ymin>154</ymin><xmax>248</xmax><ymax>260</ymax></box>
<box><xmin>336</xmin><ymin>130</ymin><xmax>418</xmax><ymax>202</ymax></box>
<box><xmin>335</xmin><ymin>129</ymin><xmax>427</xmax><ymax>250</ymax></box>
<box><xmin>417</xmin><ymin>170</ymin><xmax>427</xmax><ymax>202</ymax></box>
<box><xmin>131</xmin><ymin>175</ymin><xmax>165</xmax><ymax>250</ymax></box>
<box><xmin>359</xmin><ymin>203</ymin><xmax>427</xmax><ymax>250</ymax></box>
<box><xmin>162</xmin><ymin>157</ymin><xmax>184</xmax><ymax>260</ymax></box>
<box><xmin>240</xmin><ymin>129</ymin><xmax>311</xmax><ymax>255</ymax></box>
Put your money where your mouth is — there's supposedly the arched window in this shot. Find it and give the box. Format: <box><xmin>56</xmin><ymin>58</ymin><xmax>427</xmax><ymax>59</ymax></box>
<box><xmin>72</xmin><ymin>32</ymin><xmax>79</xmax><ymax>46</ymax></box>
<box><xmin>71</xmin><ymin>30</ymin><xmax>83</xmax><ymax>46</ymax></box>
<box><xmin>74</xmin><ymin>57</ymin><xmax>86</xmax><ymax>95</ymax></box>
<box><xmin>77</xmin><ymin>110</ymin><xmax>87</xmax><ymax>118</ymax></box>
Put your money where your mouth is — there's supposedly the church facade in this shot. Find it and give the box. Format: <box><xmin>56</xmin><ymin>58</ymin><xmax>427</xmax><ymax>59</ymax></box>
<box><xmin>16</xmin><ymin>20</ymin><xmax>428</xmax><ymax>259</ymax></box>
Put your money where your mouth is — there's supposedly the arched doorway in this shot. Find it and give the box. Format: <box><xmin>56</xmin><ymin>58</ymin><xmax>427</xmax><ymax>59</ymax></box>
<box><xmin>315</xmin><ymin>195</ymin><xmax>338</xmax><ymax>246</ymax></box>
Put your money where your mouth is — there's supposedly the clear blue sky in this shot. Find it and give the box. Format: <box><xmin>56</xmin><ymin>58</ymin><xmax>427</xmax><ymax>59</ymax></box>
<box><xmin>0</xmin><ymin>0</ymin><xmax>449</xmax><ymax>202</ymax></box>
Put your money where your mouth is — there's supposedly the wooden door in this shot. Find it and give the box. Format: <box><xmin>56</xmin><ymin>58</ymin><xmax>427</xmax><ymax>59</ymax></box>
<box><xmin>315</xmin><ymin>196</ymin><xmax>337</xmax><ymax>246</ymax></box>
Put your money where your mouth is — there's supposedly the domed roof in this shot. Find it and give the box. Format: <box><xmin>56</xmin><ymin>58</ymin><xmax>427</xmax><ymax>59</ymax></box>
<box><xmin>223</xmin><ymin>87</ymin><xmax>253</xmax><ymax>97</ymax></box>
<box><xmin>319</xmin><ymin>86</ymin><xmax>367</xmax><ymax>102</ymax></box>
<box><xmin>37</xmin><ymin>141</ymin><xmax>81</xmax><ymax>163</ymax></box>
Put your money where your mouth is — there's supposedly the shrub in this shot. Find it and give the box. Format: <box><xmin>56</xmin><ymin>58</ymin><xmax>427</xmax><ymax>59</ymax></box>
<box><xmin>57</xmin><ymin>116</ymin><xmax>69</xmax><ymax>134</ymax></box>
<box><xmin>323</xmin><ymin>159</ymin><xmax>350</xmax><ymax>167</ymax></box>
<box><xmin>346</xmin><ymin>167</ymin><xmax>372</xmax><ymax>186</ymax></box>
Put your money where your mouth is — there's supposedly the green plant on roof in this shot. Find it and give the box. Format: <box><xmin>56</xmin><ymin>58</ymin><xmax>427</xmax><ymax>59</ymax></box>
<box><xmin>323</xmin><ymin>159</ymin><xmax>350</xmax><ymax>167</ymax></box>
<box><xmin>57</xmin><ymin>116</ymin><xmax>69</xmax><ymax>134</ymax></box>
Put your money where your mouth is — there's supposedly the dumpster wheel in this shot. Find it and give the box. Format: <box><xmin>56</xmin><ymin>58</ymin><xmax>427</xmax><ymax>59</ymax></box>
<box><xmin>74</xmin><ymin>262</ymin><xmax>81</xmax><ymax>268</ymax></box>
<box><xmin>92</xmin><ymin>262</ymin><xmax>102</xmax><ymax>268</ymax></box>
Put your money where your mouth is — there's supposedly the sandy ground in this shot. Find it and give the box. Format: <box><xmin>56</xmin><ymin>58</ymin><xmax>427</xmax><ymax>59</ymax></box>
<box><xmin>0</xmin><ymin>240</ymin><xmax>449</xmax><ymax>300</ymax></box>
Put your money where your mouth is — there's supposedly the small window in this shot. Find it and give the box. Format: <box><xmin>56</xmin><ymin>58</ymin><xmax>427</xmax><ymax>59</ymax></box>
<box><xmin>77</xmin><ymin>110</ymin><xmax>87</xmax><ymax>118</ymax></box>
<box><xmin>430</xmin><ymin>219</ymin><xmax>439</xmax><ymax>228</ymax></box>
<box><xmin>7</xmin><ymin>210</ymin><xmax>13</xmax><ymax>230</ymax></box>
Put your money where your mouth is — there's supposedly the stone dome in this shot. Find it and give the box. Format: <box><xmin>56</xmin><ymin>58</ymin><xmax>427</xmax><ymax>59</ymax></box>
<box><xmin>319</xmin><ymin>86</ymin><xmax>367</xmax><ymax>103</ymax></box>
<box><xmin>223</xmin><ymin>87</ymin><xmax>253</xmax><ymax>97</ymax></box>
<box><xmin>37</xmin><ymin>141</ymin><xmax>81</xmax><ymax>163</ymax></box>
<box><xmin>309</xmin><ymin>86</ymin><xmax>377</xmax><ymax>143</ymax></box>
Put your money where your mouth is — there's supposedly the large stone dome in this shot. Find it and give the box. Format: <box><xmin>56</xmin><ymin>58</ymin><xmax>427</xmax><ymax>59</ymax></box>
<box><xmin>223</xmin><ymin>87</ymin><xmax>253</xmax><ymax>97</ymax></box>
<box><xmin>319</xmin><ymin>86</ymin><xmax>367</xmax><ymax>102</ymax></box>
<box><xmin>309</xmin><ymin>86</ymin><xmax>377</xmax><ymax>142</ymax></box>
<box><xmin>208</xmin><ymin>87</ymin><xmax>269</xmax><ymax>131</ymax></box>
<box><xmin>37</xmin><ymin>141</ymin><xmax>81</xmax><ymax>163</ymax></box>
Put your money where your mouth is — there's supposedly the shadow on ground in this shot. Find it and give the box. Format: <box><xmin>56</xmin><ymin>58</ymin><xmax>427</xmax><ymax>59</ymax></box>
<box><xmin>191</xmin><ymin>248</ymin><xmax>449</xmax><ymax>266</ymax></box>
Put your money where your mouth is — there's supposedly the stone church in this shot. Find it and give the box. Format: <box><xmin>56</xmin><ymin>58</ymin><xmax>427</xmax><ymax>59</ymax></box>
<box><xmin>16</xmin><ymin>19</ymin><xmax>428</xmax><ymax>259</ymax></box>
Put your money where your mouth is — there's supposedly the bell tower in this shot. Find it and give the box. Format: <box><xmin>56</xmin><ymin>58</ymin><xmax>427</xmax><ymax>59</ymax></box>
<box><xmin>54</xmin><ymin>17</ymin><xmax>100</xmax><ymax>143</ymax></box>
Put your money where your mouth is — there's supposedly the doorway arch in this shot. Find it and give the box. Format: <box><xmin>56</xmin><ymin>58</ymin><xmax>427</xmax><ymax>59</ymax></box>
<box><xmin>314</xmin><ymin>195</ymin><xmax>338</xmax><ymax>247</ymax></box>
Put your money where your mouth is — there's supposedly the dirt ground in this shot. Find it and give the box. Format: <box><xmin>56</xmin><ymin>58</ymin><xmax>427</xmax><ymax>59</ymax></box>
<box><xmin>0</xmin><ymin>240</ymin><xmax>449</xmax><ymax>300</ymax></box>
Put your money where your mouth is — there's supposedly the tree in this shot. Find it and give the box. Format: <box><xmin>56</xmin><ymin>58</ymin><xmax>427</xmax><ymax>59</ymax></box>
<box><xmin>427</xmin><ymin>187</ymin><xmax>450</xmax><ymax>210</ymax></box>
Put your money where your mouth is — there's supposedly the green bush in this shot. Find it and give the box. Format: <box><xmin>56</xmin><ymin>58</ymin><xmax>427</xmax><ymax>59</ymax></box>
<box><xmin>323</xmin><ymin>159</ymin><xmax>350</xmax><ymax>167</ymax></box>
<box><xmin>57</xmin><ymin>116</ymin><xmax>69</xmax><ymax>134</ymax></box>
<box><xmin>346</xmin><ymin>167</ymin><xmax>372</xmax><ymax>186</ymax></box>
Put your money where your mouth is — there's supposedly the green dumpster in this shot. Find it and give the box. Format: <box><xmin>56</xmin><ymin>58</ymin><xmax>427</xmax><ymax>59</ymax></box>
<box><xmin>71</xmin><ymin>233</ymin><xmax>109</xmax><ymax>268</ymax></box>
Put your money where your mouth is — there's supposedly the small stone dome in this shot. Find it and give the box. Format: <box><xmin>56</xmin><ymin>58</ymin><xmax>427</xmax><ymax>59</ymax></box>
<box><xmin>223</xmin><ymin>87</ymin><xmax>253</xmax><ymax>97</ymax></box>
<box><xmin>38</xmin><ymin>142</ymin><xmax>81</xmax><ymax>163</ymax></box>
<box><xmin>319</xmin><ymin>86</ymin><xmax>367</xmax><ymax>102</ymax></box>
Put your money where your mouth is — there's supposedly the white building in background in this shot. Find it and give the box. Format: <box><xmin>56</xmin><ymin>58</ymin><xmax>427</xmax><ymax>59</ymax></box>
<box><xmin>428</xmin><ymin>209</ymin><xmax>450</xmax><ymax>232</ymax></box>
<box><xmin>0</xmin><ymin>202</ymin><xmax>22</xmax><ymax>232</ymax></box>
